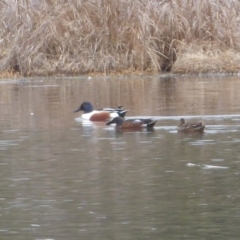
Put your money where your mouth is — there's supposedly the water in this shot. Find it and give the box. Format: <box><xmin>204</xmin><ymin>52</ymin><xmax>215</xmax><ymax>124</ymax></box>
<box><xmin>1</xmin><ymin>75</ymin><xmax>240</xmax><ymax>240</ymax></box>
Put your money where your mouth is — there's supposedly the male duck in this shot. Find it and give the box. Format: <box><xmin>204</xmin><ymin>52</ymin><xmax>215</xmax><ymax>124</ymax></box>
<box><xmin>178</xmin><ymin>118</ymin><xmax>205</xmax><ymax>133</ymax></box>
<box><xmin>106</xmin><ymin>116</ymin><xmax>157</xmax><ymax>130</ymax></box>
<box><xmin>74</xmin><ymin>102</ymin><xmax>127</xmax><ymax>121</ymax></box>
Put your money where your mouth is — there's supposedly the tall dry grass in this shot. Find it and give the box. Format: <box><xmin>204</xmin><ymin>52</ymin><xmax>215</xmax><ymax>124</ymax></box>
<box><xmin>1</xmin><ymin>0</ymin><xmax>240</xmax><ymax>76</ymax></box>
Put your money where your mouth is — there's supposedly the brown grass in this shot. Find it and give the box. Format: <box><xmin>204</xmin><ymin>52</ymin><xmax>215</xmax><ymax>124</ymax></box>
<box><xmin>0</xmin><ymin>70</ymin><xmax>21</xmax><ymax>79</ymax></box>
<box><xmin>0</xmin><ymin>0</ymin><xmax>240</xmax><ymax>76</ymax></box>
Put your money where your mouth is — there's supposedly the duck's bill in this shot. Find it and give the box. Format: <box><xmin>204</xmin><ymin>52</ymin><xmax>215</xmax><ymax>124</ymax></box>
<box><xmin>73</xmin><ymin>108</ymin><xmax>81</xmax><ymax>113</ymax></box>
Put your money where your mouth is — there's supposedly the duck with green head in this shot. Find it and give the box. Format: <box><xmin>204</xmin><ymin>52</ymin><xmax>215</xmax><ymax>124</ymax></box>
<box><xmin>106</xmin><ymin>116</ymin><xmax>157</xmax><ymax>130</ymax></box>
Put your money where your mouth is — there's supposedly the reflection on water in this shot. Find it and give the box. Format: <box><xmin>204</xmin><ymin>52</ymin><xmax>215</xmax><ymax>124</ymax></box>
<box><xmin>1</xmin><ymin>76</ymin><xmax>240</xmax><ymax>240</ymax></box>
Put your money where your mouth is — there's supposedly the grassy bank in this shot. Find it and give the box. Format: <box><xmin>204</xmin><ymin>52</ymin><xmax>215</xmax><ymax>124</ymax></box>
<box><xmin>1</xmin><ymin>0</ymin><xmax>240</xmax><ymax>77</ymax></box>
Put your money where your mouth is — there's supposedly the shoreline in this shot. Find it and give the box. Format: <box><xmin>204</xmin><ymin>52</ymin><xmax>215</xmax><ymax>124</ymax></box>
<box><xmin>2</xmin><ymin>47</ymin><xmax>240</xmax><ymax>78</ymax></box>
<box><xmin>0</xmin><ymin>70</ymin><xmax>239</xmax><ymax>81</ymax></box>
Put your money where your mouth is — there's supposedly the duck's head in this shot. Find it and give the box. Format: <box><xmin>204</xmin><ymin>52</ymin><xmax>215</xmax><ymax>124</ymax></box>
<box><xmin>74</xmin><ymin>101</ymin><xmax>94</xmax><ymax>113</ymax></box>
<box><xmin>106</xmin><ymin>117</ymin><xmax>124</xmax><ymax>126</ymax></box>
<box><xmin>179</xmin><ymin>118</ymin><xmax>185</xmax><ymax>126</ymax></box>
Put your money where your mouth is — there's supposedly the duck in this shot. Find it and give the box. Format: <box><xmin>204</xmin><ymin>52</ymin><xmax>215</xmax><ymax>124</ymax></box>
<box><xmin>74</xmin><ymin>102</ymin><xmax>127</xmax><ymax>121</ymax></box>
<box><xmin>178</xmin><ymin>118</ymin><xmax>205</xmax><ymax>133</ymax></box>
<box><xmin>106</xmin><ymin>116</ymin><xmax>157</xmax><ymax>130</ymax></box>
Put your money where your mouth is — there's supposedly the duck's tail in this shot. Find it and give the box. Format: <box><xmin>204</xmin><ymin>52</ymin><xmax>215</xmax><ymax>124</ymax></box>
<box><xmin>146</xmin><ymin>120</ymin><xmax>157</xmax><ymax>128</ymax></box>
<box><xmin>118</xmin><ymin>110</ymin><xmax>128</xmax><ymax>118</ymax></box>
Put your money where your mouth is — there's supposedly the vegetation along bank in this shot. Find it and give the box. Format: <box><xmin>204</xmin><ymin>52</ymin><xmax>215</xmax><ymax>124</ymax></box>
<box><xmin>1</xmin><ymin>0</ymin><xmax>240</xmax><ymax>77</ymax></box>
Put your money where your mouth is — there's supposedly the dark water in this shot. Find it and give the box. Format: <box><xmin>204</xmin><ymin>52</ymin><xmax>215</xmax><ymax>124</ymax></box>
<box><xmin>1</xmin><ymin>75</ymin><xmax>240</xmax><ymax>240</ymax></box>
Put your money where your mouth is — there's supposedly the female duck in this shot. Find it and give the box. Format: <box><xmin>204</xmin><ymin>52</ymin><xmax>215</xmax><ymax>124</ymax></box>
<box><xmin>178</xmin><ymin>118</ymin><xmax>205</xmax><ymax>133</ymax></box>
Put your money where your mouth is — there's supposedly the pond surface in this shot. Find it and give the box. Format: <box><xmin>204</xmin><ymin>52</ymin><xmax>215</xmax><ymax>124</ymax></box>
<box><xmin>1</xmin><ymin>75</ymin><xmax>240</xmax><ymax>240</ymax></box>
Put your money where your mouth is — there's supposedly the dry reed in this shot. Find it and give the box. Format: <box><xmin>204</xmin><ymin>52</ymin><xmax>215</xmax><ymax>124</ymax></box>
<box><xmin>1</xmin><ymin>0</ymin><xmax>240</xmax><ymax>76</ymax></box>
